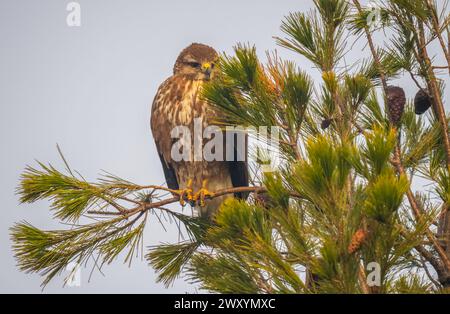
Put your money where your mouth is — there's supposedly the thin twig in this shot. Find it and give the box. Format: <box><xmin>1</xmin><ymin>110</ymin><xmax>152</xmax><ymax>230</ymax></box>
<box><xmin>87</xmin><ymin>185</ymin><xmax>302</xmax><ymax>217</ymax></box>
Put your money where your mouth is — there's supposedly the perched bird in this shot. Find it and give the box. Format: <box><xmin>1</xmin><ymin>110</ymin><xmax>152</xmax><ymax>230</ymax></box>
<box><xmin>150</xmin><ymin>43</ymin><xmax>249</xmax><ymax>218</ymax></box>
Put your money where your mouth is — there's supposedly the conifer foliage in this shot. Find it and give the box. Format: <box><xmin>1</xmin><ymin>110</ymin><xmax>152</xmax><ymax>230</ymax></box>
<box><xmin>11</xmin><ymin>0</ymin><xmax>450</xmax><ymax>293</ymax></box>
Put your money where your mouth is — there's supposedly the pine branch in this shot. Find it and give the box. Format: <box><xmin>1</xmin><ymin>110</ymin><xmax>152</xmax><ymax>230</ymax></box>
<box><xmin>353</xmin><ymin>0</ymin><xmax>450</xmax><ymax>284</ymax></box>
<box><xmin>14</xmin><ymin>160</ymin><xmax>309</xmax><ymax>287</ymax></box>
<box><xmin>424</xmin><ymin>0</ymin><xmax>450</xmax><ymax>75</ymax></box>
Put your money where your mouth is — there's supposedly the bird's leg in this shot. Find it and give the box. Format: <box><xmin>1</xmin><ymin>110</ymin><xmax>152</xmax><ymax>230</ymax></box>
<box><xmin>193</xmin><ymin>179</ymin><xmax>215</xmax><ymax>207</ymax></box>
<box><xmin>171</xmin><ymin>179</ymin><xmax>193</xmax><ymax>206</ymax></box>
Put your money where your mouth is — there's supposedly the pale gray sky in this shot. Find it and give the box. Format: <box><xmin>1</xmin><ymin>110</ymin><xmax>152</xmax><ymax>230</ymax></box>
<box><xmin>0</xmin><ymin>0</ymin><xmax>448</xmax><ymax>293</ymax></box>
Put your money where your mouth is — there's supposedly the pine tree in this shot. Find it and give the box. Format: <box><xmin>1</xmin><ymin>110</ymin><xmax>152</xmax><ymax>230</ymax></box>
<box><xmin>11</xmin><ymin>0</ymin><xmax>450</xmax><ymax>293</ymax></box>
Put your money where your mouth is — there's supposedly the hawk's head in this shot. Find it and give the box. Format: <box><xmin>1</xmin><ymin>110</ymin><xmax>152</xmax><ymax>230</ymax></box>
<box><xmin>173</xmin><ymin>43</ymin><xmax>218</xmax><ymax>80</ymax></box>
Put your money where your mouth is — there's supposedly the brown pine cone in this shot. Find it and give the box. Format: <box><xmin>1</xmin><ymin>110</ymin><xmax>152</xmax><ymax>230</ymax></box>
<box><xmin>321</xmin><ymin>118</ymin><xmax>333</xmax><ymax>130</ymax></box>
<box><xmin>348</xmin><ymin>228</ymin><xmax>368</xmax><ymax>254</ymax></box>
<box><xmin>386</xmin><ymin>86</ymin><xmax>406</xmax><ymax>126</ymax></box>
<box><xmin>414</xmin><ymin>89</ymin><xmax>432</xmax><ymax>115</ymax></box>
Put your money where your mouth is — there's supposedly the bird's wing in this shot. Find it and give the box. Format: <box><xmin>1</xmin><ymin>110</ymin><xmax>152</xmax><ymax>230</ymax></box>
<box><xmin>227</xmin><ymin>132</ymin><xmax>249</xmax><ymax>199</ymax></box>
<box><xmin>151</xmin><ymin>77</ymin><xmax>180</xmax><ymax>191</ymax></box>
<box><xmin>157</xmin><ymin>152</ymin><xmax>179</xmax><ymax>190</ymax></box>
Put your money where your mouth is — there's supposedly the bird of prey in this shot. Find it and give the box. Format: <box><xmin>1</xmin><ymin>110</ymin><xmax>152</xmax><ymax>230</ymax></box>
<box><xmin>151</xmin><ymin>43</ymin><xmax>248</xmax><ymax>218</ymax></box>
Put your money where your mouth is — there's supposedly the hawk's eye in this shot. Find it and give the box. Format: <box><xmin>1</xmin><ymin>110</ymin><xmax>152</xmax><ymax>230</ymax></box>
<box><xmin>186</xmin><ymin>62</ymin><xmax>201</xmax><ymax>68</ymax></box>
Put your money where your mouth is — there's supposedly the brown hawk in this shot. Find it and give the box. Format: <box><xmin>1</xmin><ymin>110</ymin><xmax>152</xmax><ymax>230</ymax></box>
<box><xmin>150</xmin><ymin>43</ymin><xmax>248</xmax><ymax>218</ymax></box>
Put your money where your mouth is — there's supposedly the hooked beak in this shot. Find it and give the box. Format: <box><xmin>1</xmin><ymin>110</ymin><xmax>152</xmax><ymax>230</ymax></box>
<box><xmin>201</xmin><ymin>62</ymin><xmax>212</xmax><ymax>76</ymax></box>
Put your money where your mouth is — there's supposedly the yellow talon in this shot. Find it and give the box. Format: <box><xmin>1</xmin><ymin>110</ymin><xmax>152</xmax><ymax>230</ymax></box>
<box><xmin>193</xmin><ymin>180</ymin><xmax>215</xmax><ymax>207</ymax></box>
<box><xmin>172</xmin><ymin>179</ymin><xmax>193</xmax><ymax>207</ymax></box>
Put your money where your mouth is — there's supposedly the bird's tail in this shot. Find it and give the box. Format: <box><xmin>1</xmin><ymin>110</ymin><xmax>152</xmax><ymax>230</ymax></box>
<box><xmin>194</xmin><ymin>194</ymin><xmax>230</xmax><ymax>219</ymax></box>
